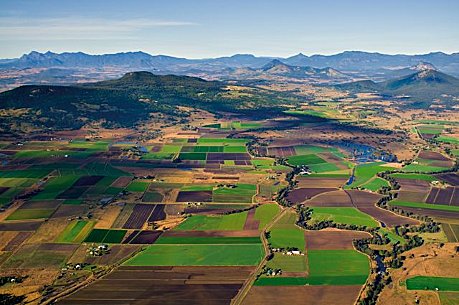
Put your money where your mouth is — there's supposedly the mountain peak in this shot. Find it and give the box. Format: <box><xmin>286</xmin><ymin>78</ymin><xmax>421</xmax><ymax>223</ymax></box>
<box><xmin>411</xmin><ymin>61</ymin><xmax>437</xmax><ymax>71</ymax></box>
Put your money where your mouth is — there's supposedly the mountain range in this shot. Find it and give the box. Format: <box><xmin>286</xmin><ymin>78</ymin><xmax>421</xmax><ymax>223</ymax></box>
<box><xmin>2</xmin><ymin>50</ymin><xmax>459</xmax><ymax>76</ymax></box>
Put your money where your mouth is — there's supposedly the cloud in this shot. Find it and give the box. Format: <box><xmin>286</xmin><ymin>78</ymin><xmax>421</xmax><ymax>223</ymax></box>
<box><xmin>0</xmin><ymin>17</ymin><xmax>196</xmax><ymax>40</ymax></box>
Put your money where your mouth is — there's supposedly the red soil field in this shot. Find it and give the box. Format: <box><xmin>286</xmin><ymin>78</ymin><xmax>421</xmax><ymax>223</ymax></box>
<box><xmin>451</xmin><ymin>188</ymin><xmax>459</xmax><ymax>206</ymax></box>
<box><xmin>398</xmin><ymin>207</ymin><xmax>459</xmax><ymax>220</ymax></box>
<box><xmin>122</xmin><ymin>204</ymin><xmax>155</xmax><ymax>229</ymax></box>
<box><xmin>51</xmin><ymin>205</ymin><xmax>85</xmax><ymax>218</ymax></box>
<box><xmin>111</xmin><ymin>176</ymin><xmax>133</xmax><ymax>188</ymax></box>
<box><xmin>396</xmin><ymin>179</ymin><xmax>431</xmax><ymax>192</ymax></box>
<box><xmin>418</xmin><ymin>150</ymin><xmax>450</xmax><ymax>161</ymax></box>
<box><xmin>0</xmin><ymin>221</ymin><xmax>43</xmax><ymax>231</ymax></box>
<box><xmin>243</xmin><ymin>208</ymin><xmax>260</xmax><ymax>230</ymax></box>
<box><xmin>287</xmin><ymin>188</ymin><xmax>336</xmax><ymax>204</ymax></box>
<box><xmin>58</xmin><ymin>266</ymin><xmax>254</xmax><ymax>305</ymax></box>
<box><xmin>425</xmin><ymin>188</ymin><xmax>439</xmax><ymax>204</ymax></box>
<box><xmin>147</xmin><ymin>204</ymin><xmax>166</xmax><ymax>222</ymax></box>
<box><xmin>434</xmin><ymin>187</ymin><xmax>455</xmax><ymax>205</ymax></box>
<box><xmin>346</xmin><ymin>190</ymin><xmax>419</xmax><ymax>227</ymax></box>
<box><xmin>305</xmin><ymin>229</ymin><xmax>371</xmax><ymax>250</ymax></box>
<box><xmin>243</xmin><ymin>285</ymin><xmax>363</xmax><ymax>305</ymax></box>
<box><xmin>304</xmin><ymin>190</ymin><xmax>353</xmax><ymax>207</ymax></box>
<box><xmin>129</xmin><ymin>230</ymin><xmax>163</xmax><ymax>244</ymax></box>
<box><xmin>397</xmin><ymin>191</ymin><xmax>428</xmax><ymax>202</ymax></box>
<box><xmin>267</xmin><ymin>146</ymin><xmax>296</xmax><ymax>157</ymax></box>
<box><xmin>176</xmin><ymin>190</ymin><xmax>213</xmax><ymax>202</ymax></box>
<box><xmin>22</xmin><ymin>200</ymin><xmax>61</xmax><ymax>209</ymax></box>
<box><xmin>436</xmin><ymin>173</ymin><xmax>459</xmax><ymax>186</ymax></box>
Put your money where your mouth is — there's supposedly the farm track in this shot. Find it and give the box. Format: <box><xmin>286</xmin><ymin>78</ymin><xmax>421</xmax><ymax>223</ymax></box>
<box><xmin>231</xmin><ymin>207</ymin><xmax>287</xmax><ymax>305</ymax></box>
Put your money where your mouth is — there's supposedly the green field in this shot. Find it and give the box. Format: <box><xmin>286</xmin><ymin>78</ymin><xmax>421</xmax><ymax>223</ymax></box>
<box><xmin>268</xmin><ymin>211</ymin><xmax>305</xmax><ymax>250</ymax></box>
<box><xmin>402</xmin><ymin>163</ymin><xmax>450</xmax><ymax>173</ymax></box>
<box><xmin>197</xmin><ymin>138</ymin><xmax>248</xmax><ymax>146</ymax></box>
<box><xmin>124</xmin><ymin>244</ymin><xmax>264</xmax><ymax>266</ymax></box>
<box><xmin>389</xmin><ymin>173</ymin><xmax>436</xmax><ymax>182</ymax></box>
<box><xmin>84</xmin><ymin>229</ymin><xmax>127</xmax><ymax>243</ymax></box>
<box><xmin>437</xmin><ymin>136</ymin><xmax>459</xmax><ymax>145</ymax></box>
<box><xmin>346</xmin><ymin>162</ymin><xmax>396</xmax><ymax>189</ymax></box>
<box><xmin>6</xmin><ymin>208</ymin><xmax>55</xmax><ymax>220</ymax></box>
<box><xmin>156</xmin><ymin>236</ymin><xmax>261</xmax><ymax>244</ymax></box>
<box><xmin>306</xmin><ymin>249</ymin><xmax>369</xmax><ymax>285</ymax></box>
<box><xmin>254</xmin><ymin>204</ymin><xmax>280</xmax><ymax>230</ymax></box>
<box><xmin>390</xmin><ymin>201</ymin><xmax>459</xmax><ymax>212</ymax></box>
<box><xmin>416</xmin><ymin>125</ymin><xmax>444</xmax><ymax>135</ymax></box>
<box><xmin>212</xmin><ymin>184</ymin><xmax>256</xmax><ymax>203</ymax></box>
<box><xmin>361</xmin><ymin>177</ymin><xmax>390</xmax><ymax>192</ymax></box>
<box><xmin>56</xmin><ymin>220</ymin><xmax>94</xmax><ymax>243</ymax></box>
<box><xmin>266</xmin><ymin>253</ymin><xmax>307</xmax><ymax>272</ymax></box>
<box><xmin>174</xmin><ymin>212</ymin><xmax>248</xmax><ymax>231</ymax></box>
<box><xmin>287</xmin><ymin>154</ymin><xmax>326</xmax><ymax>166</ymax></box>
<box><xmin>310</xmin><ymin>207</ymin><xmax>379</xmax><ymax>228</ymax></box>
<box><xmin>126</xmin><ymin>181</ymin><xmax>149</xmax><ymax>192</ymax></box>
<box><xmin>32</xmin><ymin>175</ymin><xmax>81</xmax><ymax>200</ymax></box>
<box><xmin>406</xmin><ymin>276</ymin><xmax>459</xmax><ymax>291</ymax></box>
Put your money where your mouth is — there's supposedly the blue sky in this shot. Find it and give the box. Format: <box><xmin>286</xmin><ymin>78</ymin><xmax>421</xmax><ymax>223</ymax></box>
<box><xmin>1</xmin><ymin>0</ymin><xmax>458</xmax><ymax>58</ymax></box>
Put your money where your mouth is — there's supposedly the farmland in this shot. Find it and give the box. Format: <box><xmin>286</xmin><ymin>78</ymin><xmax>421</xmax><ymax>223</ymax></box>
<box><xmin>0</xmin><ymin>90</ymin><xmax>457</xmax><ymax>305</ymax></box>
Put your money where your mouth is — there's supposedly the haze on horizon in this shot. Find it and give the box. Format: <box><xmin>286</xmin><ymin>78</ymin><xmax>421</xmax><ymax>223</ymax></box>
<box><xmin>1</xmin><ymin>0</ymin><xmax>458</xmax><ymax>59</ymax></box>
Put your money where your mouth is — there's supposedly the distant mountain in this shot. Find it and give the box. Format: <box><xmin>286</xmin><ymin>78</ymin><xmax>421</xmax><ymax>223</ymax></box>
<box><xmin>232</xmin><ymin>59</ymin><xmax>351</xmax><ymax>81</ymax></box>
<box><xmin>336</xmin><ymin>69</ymin><xmax>459</xmax><ymax>105</ymax></box>
<box><xmin>2</xmin><ymin>50</ymin><xmax>458</xmax><ymax>73</ymax></box>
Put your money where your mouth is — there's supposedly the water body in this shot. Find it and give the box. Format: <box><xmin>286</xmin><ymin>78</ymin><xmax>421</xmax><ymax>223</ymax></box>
<box><xmin>328</xmin><ymin>140</ymin><xmax>397</xmax><ymax>163</ymax></box>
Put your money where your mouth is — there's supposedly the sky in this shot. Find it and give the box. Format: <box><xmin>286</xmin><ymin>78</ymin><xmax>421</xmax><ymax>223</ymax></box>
<box><xmin>1</xmin><ymin>0</ymin><xmax>458</xmax><ymax>58</ymax></box>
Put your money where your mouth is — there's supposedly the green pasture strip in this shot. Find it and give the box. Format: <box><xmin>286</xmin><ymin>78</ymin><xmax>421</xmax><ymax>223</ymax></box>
<box><xmin>311</xmin><ymin>207</ymin><xmax>379</xmax><ymax>228</ymax></box>
<box><xmin>174</xmin><ymin>212</ymin><xmax>248</xmax><ymax>231</ymax></box>
<box><xmin>406</xmin><ymin>276</ymin><xmax>459</xmax><ymax>291</ymax></box>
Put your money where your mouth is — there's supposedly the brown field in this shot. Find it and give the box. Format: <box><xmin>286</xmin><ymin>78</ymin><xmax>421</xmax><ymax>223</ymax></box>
<box><xmin>304</xmin><ymin>190</ymin><xmax>353</xmax><ymax>207</ymax></box>
<box><xmin>397</xmin><ymin>191</ymin><xmax>429</xmax><ymax>202</ymax></box>
<box><xmin>346</xmin><ymin>190</ymin><xmax>419</xmax><ymax>226</ymax></box>
<box><xmin>110</xmin><ymin>176</ymin><xmax>133</xmax><ymax>188</ymax></box>
<box><xmin>2</xmin><ymin>231</ymin><xmax>32</xmax><ymax>251</ymax></box>
<box><xmin>69</xmin><ymin>244</ymin><xmax>140</xmax><ymax>266</ymax></box>
<box><xmin>243</xmin><ymin>285</ymin><xmax>362</xmax><ymax>305</ymax></box>
<box><xmin>26</xmin><ymin>218</ymin><xmax>70</xmax><ymax>243</ymax></box>
<box><xmin>267</xmin><ymin>146</ymin><xmax>296</xmax><ymax>157</ymax></box>
<box><xmin>0</xmin><ymin>220</ymin><xmax>43</xmax><ymax>231</ymax></box>
<box><xmin>21</xmin><ymin>200</ymin><xmax>61</xmax><ymax>209</ymax></box>
<box><xmin>400</xmin><ymin>206</ymin><xmax>459</xmax><ymax>220</ymax></box>
<box><xmin>51</xmin><ymin>205</ymin><xmax>86</xmax><ymax>218</ymax></box>
<box><xmin>287</xmin><ymin>188</ymin><xmax>336</xmax><ymax>204</ymax></box>
<box><xmin>57</xmin><ymin>266</ymin><xmax>255</xmax><ymax>305</ymax></box>
<box><xmin>94</xmin><ymin>205</ymin><xmax>122</xmax><ymax>229</ymax></box>
<box><xmin>305</xmin><ymin>229</ymin><xmax>371</xmax><ymax>250</ymax></box>
<box><xmin>441</xmin><ymin>223</ymin><xmax>459</xmax><ymax>242</ymax></box>
<box><xmin>378</xmin><ymin>243</ymin><xmax>459</xmax><ymax>305</ymax></box>
<box><xmin>296</xmin><ymin>177</ymin><xmax>347</xmax><ymax>188</ymax></box>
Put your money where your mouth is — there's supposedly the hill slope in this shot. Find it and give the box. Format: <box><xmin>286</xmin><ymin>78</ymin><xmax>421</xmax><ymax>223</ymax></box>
<box><xmin>0</xmin><ymin>72</ymin><xmax>285</xmax><ymax>131</ymax></box>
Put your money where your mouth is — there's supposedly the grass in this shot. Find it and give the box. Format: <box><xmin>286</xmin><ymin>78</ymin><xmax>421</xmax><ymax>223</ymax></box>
<box><xmin>402</xmin><ymin>163</ymin><xmax>450</xmax><ymax>173</ymax></box>
<box><xmin>416</xmin><ymin>125</ymin><xmax>443</xmax><ymax>135</ymax></box>
<box><xmin>126</xmin><ymin>181</ymin><xmax>149</xmax><ymax>192</ymax></box>
<box><xmin>124</xmin><ymin>244</ymin><xmax>264</xmax><ymax>266</ymax></box>
<box><xmin>389</xmin><ymin>173</ymin><xmax>436</xmax><ymax>182</ymax></box>
<box><xmin>6</xmin><ymin>208</ymin><xmax>55</xmax><ymax>220</ymax></box>
<box><xmin>181</xmin><ymin>184</ymin><xmax>214</xmax><ymax>191</ymax></box>
<box><xmin>311</xmin><ymin>207</ymin><xmax>379</xmax><ymax>228</ymax></box>
<box><xmin>308</xmin><ymin>162</ymin><xmax>340</xmax><ymax>173</ymax></box>
<box><xmin>254</xmin><ymin>204</ymin><xmax>280</xmax><ymax>230</ymax></box>
<box><xmin>156</xmin><ymin>236</ymin><xmax>261</xmax><ymax>244</ymax></box>
<box><xmin>406</xmin><ymin>276</ymin><xmax>459</xmax><ymax>291</ymax></box>
<box><xmin>174</xmin><ymin>212</ymin><xmax>248</xmax><ymax>231</ymax></box>
<box><xmin>439</xmin><ymin>292</ymin><xmax>459</xmax><ymax>305</ymax></box>
<box><xmin>390</xmin><ymin>201</ymin><xmax>459</xmax><ymax>212</ymax></box>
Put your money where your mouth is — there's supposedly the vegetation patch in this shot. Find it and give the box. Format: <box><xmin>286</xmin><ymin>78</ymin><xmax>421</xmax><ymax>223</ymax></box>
<box><xmin>406</xmin><ymin>276</ymin><xmax>459</xmax><ymax>291</ymax></box>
